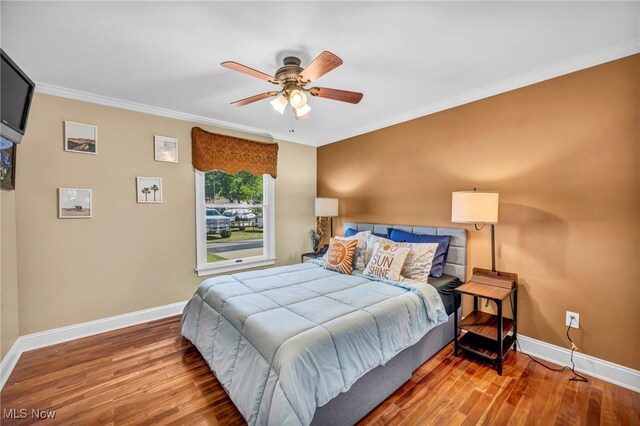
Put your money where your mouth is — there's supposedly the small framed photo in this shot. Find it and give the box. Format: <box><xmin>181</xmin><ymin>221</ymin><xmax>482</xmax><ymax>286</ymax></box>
<box><xmin>136</xmin><ymin>177</ymin><xmax>163</xmax><ymax>204</ymax></box>
<box><xmin>59</xmin><ymin>188</ymin><xmax>92</xmax><ymax>218</ymax></box>
<box><xmin>154</xmin><ymin>135</ymin><xmax>178</xmax><ymax>163</ymax></box>
<box><xmin>65</xmin><ymin>121</ymin><xmax>98</xmax><ymax>154</ymax></box>
<box><xmin>1</xmin><ymin>137</ymin><xmax>16</xmax><ymax>190</ymax></box>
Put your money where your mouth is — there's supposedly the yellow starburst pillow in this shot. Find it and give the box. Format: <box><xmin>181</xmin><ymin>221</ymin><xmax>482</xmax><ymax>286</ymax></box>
<box><xmin>323</xmin><ymin>237</ymin><xmax>358</xmax><ymax>275</ymax></box>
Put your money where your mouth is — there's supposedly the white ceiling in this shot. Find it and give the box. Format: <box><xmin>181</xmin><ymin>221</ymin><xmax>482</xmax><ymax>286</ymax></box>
<box><xmin>2</xmin><ymin>2</ymin><xmax>638</xmax><ymax>147</ymax></box>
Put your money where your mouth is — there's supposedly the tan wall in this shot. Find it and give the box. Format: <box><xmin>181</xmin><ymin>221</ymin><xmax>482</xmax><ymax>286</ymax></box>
<box><xmin>1</xmin><ymin>190</ymin><xmax>20</xmax><ymax>359</ymax></box>
<box><xmin>16</xmin><ymin>93</ymin><xmax>316</xmax><ymax>335</ymax></box>
<box><xmin>318</xmin><ymin>55</ymin><xmax>640</xmax><ymax>369</ymax></box>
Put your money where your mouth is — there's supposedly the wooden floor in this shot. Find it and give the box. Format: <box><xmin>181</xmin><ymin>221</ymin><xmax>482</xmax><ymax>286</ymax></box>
<box><xmin>1</xmin><ymin>316</ymin><xmax>637</xmax><ymax>425</ymax></box>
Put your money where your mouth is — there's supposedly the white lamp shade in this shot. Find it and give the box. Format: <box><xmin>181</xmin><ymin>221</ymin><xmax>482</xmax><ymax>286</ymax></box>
<box><xmin>315</xmin><ymin>197</ymin><xmax>339</xmax><ymax>217</ymax></box>
<box><xmin>289</xmin><ymin>89</ymin><xmax>307</xmax><ymax>108</ymax></box>
<box><xmin>294</xmin><ymin>104</ymin><xmax>311</xmax><ymax>120</ymax></box>
<box><xmin>270</xmin><ymin>95</ymin><xmax>288</xmax><ymax>114</ymax></box>
<box><xmin>451</xmin><ymin>191</ymin><xmax>499</xmax><ymax>224</ymax></box>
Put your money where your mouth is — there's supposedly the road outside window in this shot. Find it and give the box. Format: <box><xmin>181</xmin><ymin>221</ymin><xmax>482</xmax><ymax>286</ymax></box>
<box><xmin>195</xmin><ymin>170</ymin><xmax>275</xmax><ymax>275</ymax></box>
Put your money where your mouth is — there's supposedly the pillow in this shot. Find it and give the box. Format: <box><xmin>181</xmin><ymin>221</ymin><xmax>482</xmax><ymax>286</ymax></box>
<box><xmin>331</xmin><ymin>230</ymin><xmax>371</xmax><ymax>270</ymax></box>
<box><xmin>364</xmin><ymin>234</ymin><xmax>394</xmax><ymax>266</ymax></box>
<box><xmin>364</xmin><ymin>234</ymin><xmax>438</xmax><ymax>283</ymax></box>
<box><xmin>363</xmin><ymin>242</ymin><xmax>411</xmax><ymax>281</ymax></box>
<box><xmin>388</xmin><ymin>229</ymin><xmax>452</xmax><ymax>278</ymax></box>
<box><xmin>399</xmin><ymin>242</ymin><xmax>438</xmax><ymax>283</ymax></box>
<box><xmin>345</xmin><ymin>227</ymin><xmax>388</xmax><ymax>238</ymax></box>
<box><xmin>323</xmin><ymin>237</ymin><xmax>358</xmax><ymax>275</ymax></box>
<box><xmin>344</xmin><ymin>227</ymin><xmax>358</xmax><ymax>237</ymax></box>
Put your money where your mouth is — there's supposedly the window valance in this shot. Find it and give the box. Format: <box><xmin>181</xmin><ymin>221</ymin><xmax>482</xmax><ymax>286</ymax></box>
<box><xmin>191</xmin><ymin>127</ymin><xmax>279</xmax><ymax>178</ymax></box>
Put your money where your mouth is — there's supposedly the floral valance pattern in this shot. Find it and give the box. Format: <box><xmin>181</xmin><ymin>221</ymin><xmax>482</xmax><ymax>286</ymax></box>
<box><xmin>191</xmin><ymin>127</ymin><xmax>279</xmax><ymax>178</ymax></box>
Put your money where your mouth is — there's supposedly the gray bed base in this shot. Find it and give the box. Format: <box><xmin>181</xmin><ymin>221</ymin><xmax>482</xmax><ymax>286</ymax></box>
<box><xmin>310</xmin><ymin>223</ymin><xmax>468</xmax><ymax>426</ymax></box>
<box><xmin>311</xmin><ymin>309</ymin><xmax>460</xmax><ymax>426</ymax></box>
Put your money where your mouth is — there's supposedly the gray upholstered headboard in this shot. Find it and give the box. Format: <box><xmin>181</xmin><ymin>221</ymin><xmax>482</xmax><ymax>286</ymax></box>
<box><xmin>343</xmin><ymin>222</ymin><xmax>468</xmax><ymax>282</ymax></box>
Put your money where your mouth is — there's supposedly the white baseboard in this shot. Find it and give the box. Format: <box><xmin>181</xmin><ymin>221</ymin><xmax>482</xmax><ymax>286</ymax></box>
<box><xmin>0</xmin><ymin>338</ymin><xmax>23</xmax><ymax>389</ymax></box>
<box><xmin>516</xmin><ymin>334</ymin><xmax>640</xmax><ymax>393</ymax></box>
<box><xmin>0</xmin><ymin>300</ymin><xmax>187</xmax><ymax>389</ymax></box>
<box><xmin>3</xmin><ymin>303</ymin><xmax>639</xmax><ymax>394</ymax></box>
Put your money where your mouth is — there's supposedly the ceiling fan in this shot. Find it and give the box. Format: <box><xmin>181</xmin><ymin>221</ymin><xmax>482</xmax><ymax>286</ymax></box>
<box><xmin>221</xmin><ymin>51</ymin><xmax>363</xmax><ymax>120</ymax></box>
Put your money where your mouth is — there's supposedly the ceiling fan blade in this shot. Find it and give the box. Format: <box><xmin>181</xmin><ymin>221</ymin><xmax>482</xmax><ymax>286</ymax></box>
<box><xmin>230</xmin><ymin>91</ymin><xmax>279</xmax><ymax>107</ymax></box>
<box><xmin>221</xmin><ymin>61</ymin><xmax>277</xmax><ymax>83</ymax></box>
<box><xmin>309</xmin><ymin>87</ymin><xmax>363</xmax><ymax>104</ymax></box>
<box><xmin>298</xmin><ymin>51</ymin><xmax>343</xmax><ymax>84</ymax></box>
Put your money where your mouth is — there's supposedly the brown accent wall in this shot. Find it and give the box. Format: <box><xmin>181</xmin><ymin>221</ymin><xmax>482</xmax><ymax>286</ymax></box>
<box><xmin>317</xmin><ymin>55</ymin><xmax>640</xmax><ymax>369</ymax></box>
<box><xmin>13</xmin><ymin>93</ymin><xmax>316</xmax><ymax>336</ymax></box>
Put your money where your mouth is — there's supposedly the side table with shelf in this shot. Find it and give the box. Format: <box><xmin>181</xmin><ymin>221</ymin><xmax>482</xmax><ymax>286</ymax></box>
<box><xmin>300</xmin><ymin>251</ymin><xmax>325</xmax><ymax>263</ymax></box>
<box><xmin>454</xmin><ymin>268</ymin><xmax>518</xmax><ymax>375</ymax></box>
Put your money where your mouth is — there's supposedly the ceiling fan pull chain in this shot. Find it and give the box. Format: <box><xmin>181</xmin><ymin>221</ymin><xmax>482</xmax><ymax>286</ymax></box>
<box><xmin>289</xmin><ymin>109</ymin><xmax>295</xmax><ymax>133</ymax></box>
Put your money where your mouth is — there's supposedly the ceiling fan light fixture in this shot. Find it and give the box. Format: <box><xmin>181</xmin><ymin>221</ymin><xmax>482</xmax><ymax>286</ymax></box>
<box><xmin>222</xmin><ymin>52</ymin><xmax>363</xmax><ymax>119</ymax></box>
<box><xmin>289</xmin><ymin>89</ymin><xmax>307</xmax><ymax>109</ymax></box>
<box><xmin>294</xmin><ymin>103</ymin><xmax>311</xmax><ymax>120</ymax></box>
<box><xmin>270</xmin><ymin>95</ymin><xmax>288</xmax><ymax>114</ymax></box>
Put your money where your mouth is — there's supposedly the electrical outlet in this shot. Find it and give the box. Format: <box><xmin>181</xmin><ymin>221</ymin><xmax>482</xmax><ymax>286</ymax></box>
<box><xmin>566</xmin><ymin>311</ymin><xmax>580</xmax><ymax>329</ymax></box>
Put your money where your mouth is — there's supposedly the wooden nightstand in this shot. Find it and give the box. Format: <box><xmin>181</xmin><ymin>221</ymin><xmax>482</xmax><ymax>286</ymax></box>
<box><xmin>454</xmin><ymin>268</ymin><xmax>518</xmax><ymax>375</ymax></box>
<box><xmin>301</xmin><ymin>251</ymin><xmax>325</xmax><ymax>263</ymax></box>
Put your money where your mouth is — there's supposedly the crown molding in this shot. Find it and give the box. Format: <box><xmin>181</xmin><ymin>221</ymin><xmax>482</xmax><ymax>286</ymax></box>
<box><xmin>317</xmin><ymin>39</ymin><xmax>640</xmax><ymax>146</ymax></box>
<box><xmin>35</xmin><ymin>40</ymin><xmax>638</xmax><ymax>148</ymax></box>
<box><xmin>34</xmin><ymin>83</ymin><xmax>313</xmax><ymax>146</ymax></box>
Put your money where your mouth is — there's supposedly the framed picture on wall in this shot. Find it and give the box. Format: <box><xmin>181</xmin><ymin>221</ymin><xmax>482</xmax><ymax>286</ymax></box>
<box><xmin>154</xmin><ymin>135</ymin><xmax>178</xmax><ymax>163</ymax></box>
<box><xmin>136</xmin><ymin>176</ymin><xmax>163</xmax><ymax>204</ymax></box>
<box><xmin>1</xmin><ymin>137</ymin><xmax>16</xmax><ymax>190</ymax></box>
<box><xmin>64</xmin><ymin>121</ymin><xmax>98</xmax><ymax>154</ymax></box>
<box><xmin>58</xmin><ymin>188</ymin><xmax>92</xmax><ymax>218</ymax></box>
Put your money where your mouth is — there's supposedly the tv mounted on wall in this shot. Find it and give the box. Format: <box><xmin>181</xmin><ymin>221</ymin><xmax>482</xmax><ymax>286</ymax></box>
<box><xmin>1</xmin><ymin>48</ymin><xmax>35</xmax><ymax>144</ymax></box>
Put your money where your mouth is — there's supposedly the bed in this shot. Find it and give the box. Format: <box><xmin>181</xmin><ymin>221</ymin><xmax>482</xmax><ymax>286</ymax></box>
<box><xmin>181</xmin><ymin>223</ymin><xmax>467</xmax><ymax>425</ymax></box>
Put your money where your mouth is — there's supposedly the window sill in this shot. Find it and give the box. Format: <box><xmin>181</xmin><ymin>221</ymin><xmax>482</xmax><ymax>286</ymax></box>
<box><xmin>195</xmin><ymin>257</ymin><xmax>277</xmax><ymax>277</ymax></box>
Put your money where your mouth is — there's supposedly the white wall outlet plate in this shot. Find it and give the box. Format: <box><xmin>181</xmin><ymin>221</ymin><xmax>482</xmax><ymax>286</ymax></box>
<box><xmin>566</xmin><ymin>311</ymin><xmax>580</xmax><ymax>329</ymax></box>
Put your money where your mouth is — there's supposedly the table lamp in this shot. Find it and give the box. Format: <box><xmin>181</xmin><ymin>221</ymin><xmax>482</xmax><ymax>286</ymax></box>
<box><xmin>315</xmin><ymin>197</ymin><xmax>339</xmax><ymax>238</ymax></box>
<box><xmin>451</xmin><ymin>189</ymin><xmax>499</xmax><ymax>273</ymax></box>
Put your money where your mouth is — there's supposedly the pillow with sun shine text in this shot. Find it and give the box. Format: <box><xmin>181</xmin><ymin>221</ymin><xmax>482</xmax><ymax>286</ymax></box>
<box><xmin>363</xmin><ymin>241</ymin><xmax>411</xmax><ymax>282</ymax></box>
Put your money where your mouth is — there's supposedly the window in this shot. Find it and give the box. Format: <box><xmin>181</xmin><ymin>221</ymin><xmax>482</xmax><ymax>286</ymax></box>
<box><xmin>195</xmin><ymin>170</ymin><xmax>275</xmax><ymax>275</ymax></box>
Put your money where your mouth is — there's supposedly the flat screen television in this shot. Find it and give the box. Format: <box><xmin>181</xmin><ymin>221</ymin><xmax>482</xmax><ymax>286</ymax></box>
<box><xmin>1</xmin><ymin>49</ymin><xmax>35</xmax><ymax>144</ymax></box>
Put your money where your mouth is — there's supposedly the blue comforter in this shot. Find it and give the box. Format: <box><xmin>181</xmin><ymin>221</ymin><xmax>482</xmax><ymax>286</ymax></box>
<box><xmin>181</xmin><ymin>261</ymin><xmax>447</xmax><ymax>425</ymax></box>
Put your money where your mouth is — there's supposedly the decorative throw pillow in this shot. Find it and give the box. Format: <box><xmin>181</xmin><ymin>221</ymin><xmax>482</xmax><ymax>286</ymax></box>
<box><xmin>364</xmin><ymin>234</ymin><xmax>394</xmax><ymax>266</ymax></box>
<box><xmin>364</xmin><ymin>234</ymin><xmax>438</xmax><ymax>282</ymax></box>
<box><xmin>399</xmin><ymin>242</ymin><xmax>439</xmax><ymax>283</ymax></box>
<box><xmin>343</xmin><ymin>230</ymin><xmax>371</xmax><ymax>270</ymax></box>
<box><xmin>363</xmin><ymin>242</ymin><xmax>411</xmax><ymax>281</ymax></box>
<box><xmin>323</xmin><ymin>238</ymin><xmax>358</xmax><ymax>275</ymax></box>
<box><xmin>388</xmin><ymin>229</ymin><xmax>452</xmax><ymax>278</ymax></box>
<box><xmin>345</xmin><ymin>227</ymin><xmax>388</xmax><ymax>239</ymax></box>
<box><xmin>323</xmin><ymin>231</ymin><xmax>371</xmax><ymax>271</ymax></box>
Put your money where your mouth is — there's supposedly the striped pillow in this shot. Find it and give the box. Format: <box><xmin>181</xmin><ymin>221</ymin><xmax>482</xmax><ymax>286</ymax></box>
<box><xmin>323</xmin><ymin>237</ymin><xmax>358</xmax><ymax>275</ymax></box>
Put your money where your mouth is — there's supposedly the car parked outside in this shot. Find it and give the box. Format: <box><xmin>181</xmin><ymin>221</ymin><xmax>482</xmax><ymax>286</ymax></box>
<box><xmin>223</xmin><ymin>208</ymin><xmax>257</xmax><ymax>231</ymax></box>
<box><xmin>206</xmin><ymin>207</ymin><xmax>231</xmax><ymax>238</ymax></box>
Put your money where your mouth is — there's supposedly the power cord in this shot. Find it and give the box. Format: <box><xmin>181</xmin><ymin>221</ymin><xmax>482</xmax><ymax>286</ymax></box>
<box><xmin>508</xmin><ymin>294</ymin><xmax>588</xmax><ymax>382</ymax></box>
